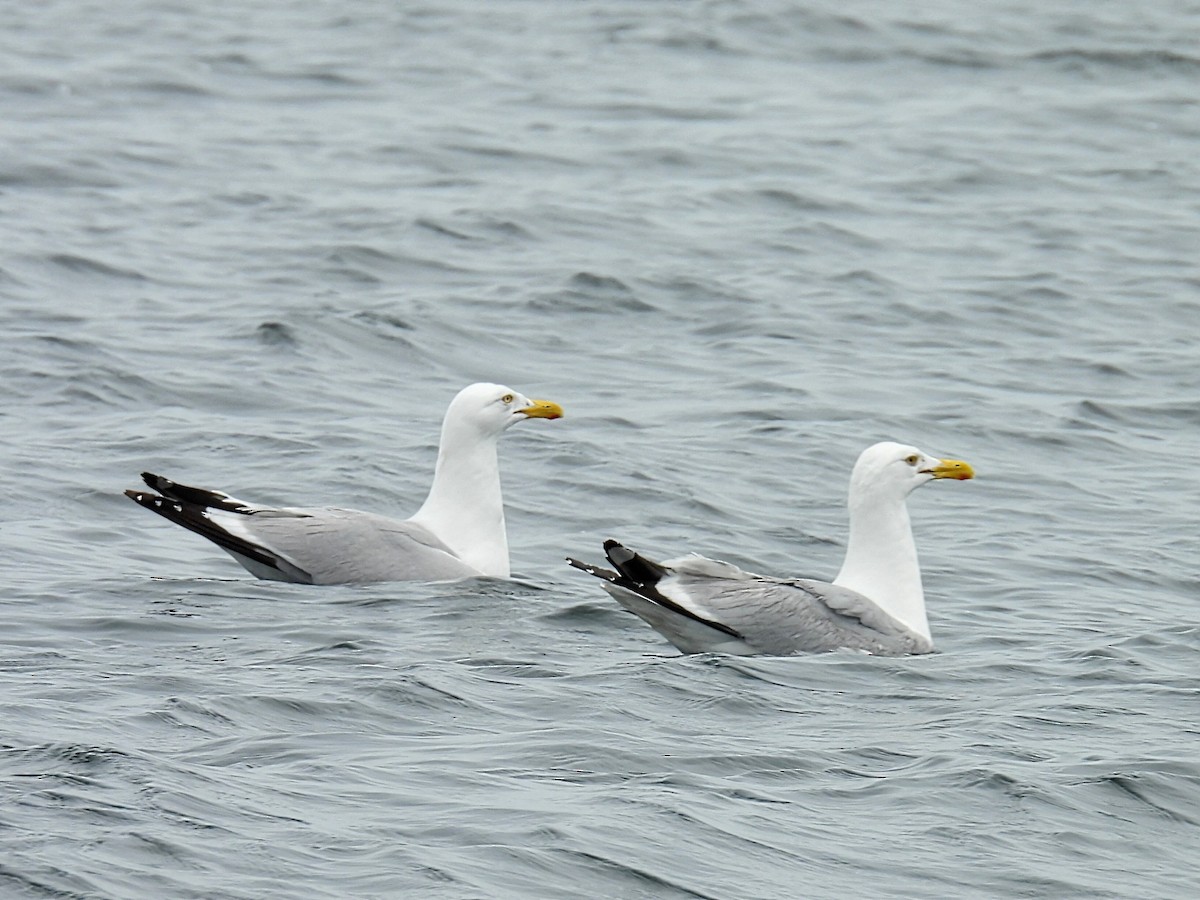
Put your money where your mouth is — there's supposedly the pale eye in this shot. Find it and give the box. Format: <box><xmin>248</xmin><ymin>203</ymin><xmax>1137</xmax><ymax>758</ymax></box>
<box><xmin>905</xmin><ymin>454</ymin><xmax>919</xmax><ymax>466</ymax></box>
<box><xmin>502</xmin><ymin>393</ymin><xmax>514</xmax><ymax>404</ymax></box>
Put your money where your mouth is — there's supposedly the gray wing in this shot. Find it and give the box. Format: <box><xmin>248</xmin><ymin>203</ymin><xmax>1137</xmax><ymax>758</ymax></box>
<box><xmin>664</xmin><ymin>574</ymin><xmax>933</xmax><ymax>657</ymax></box>
<box><xmin>127</xmin><ymin>474</ymin><xmax>481</xmax><ymax>584</ymax></box>
<box><xmin>232</xmin><ymin>508</ymin><xmax>483</xmax><ymax>584</ymax></box>
<box><xmin>568</xmin><ymin>543</ymin><xmax>931</xmax><ymax>657</ymax></box>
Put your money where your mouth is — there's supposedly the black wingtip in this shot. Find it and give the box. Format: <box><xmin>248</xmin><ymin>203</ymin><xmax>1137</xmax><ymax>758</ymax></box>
<box><xmin>603</xmin><ymin>540</ymin><xmax>670</xmax><ymax>587</ymax></box>
<box><xmin>566</xmin><ymin>557</ymin><xmax>620</xmax><ymax>583</ymax></box>
<box><xmin>591</xmin><ymin>540</ymin><xmax>743</xmax><ymax>640</ymax></box>
<box><xmin>125</xmin><ymin>488</ymin><xmax>151</xmax><ymax>504</ymax></box>
<box><xmin>126</xmin><ymin>484</ymin><xmax>290</xmax><ymax>575</ymax></box>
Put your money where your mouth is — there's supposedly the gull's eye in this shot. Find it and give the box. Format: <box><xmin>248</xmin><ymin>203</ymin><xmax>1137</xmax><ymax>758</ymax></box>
<box><xmin>905</xmin><ymin>454</ymin><xmax>920</xmax><ymax>466</ymax></box>
<box><xmin>502</xmin><ymin>393</ymin><xmax>514</xmax><ymax>404</ymax></box>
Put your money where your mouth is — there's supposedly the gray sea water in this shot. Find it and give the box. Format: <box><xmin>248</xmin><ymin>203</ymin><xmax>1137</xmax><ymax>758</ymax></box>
<box><xmin>3</xmin><ymin>2</ymin><xmax>1199</xmax><ymax>897</ymax></box>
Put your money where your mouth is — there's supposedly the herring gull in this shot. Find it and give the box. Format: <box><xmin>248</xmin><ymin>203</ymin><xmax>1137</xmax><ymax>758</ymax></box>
<box><xmin>568</xmin><ymin>442</ymin><xmax>973</xmax><ymax>656</ymax></box>
<box><xmin>127</xmin><ymin>382</ymin><xmax>563</xmax><ymax>583</ymax></box>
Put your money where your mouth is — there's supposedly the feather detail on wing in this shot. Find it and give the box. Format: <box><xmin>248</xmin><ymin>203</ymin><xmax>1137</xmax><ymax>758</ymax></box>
<box><xmin>126</xmin><ymin>474</ymin><xmax>481</xmax><ymax>584</ymax></box>
<box><xmin>569</xmin><ymin>541</ymin><xmax>932</xmax><ymax>657</ymax></box>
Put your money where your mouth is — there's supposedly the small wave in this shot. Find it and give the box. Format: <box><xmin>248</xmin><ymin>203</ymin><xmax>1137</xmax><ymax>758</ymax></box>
<box><xmin>199</xmin><ymin>52</ymin><xmax>261</xmax><ymax>73</ymax></box>
<box><xmin>0</xmin><ymin>164</ymin><xmax>118</xmax><ymax>190</ymax></box>
<box><xmin>568</xmin><ymin>271</ymin><xmax>631</xmax><ymax>293</ymax></box>
<box><xmin>654</xmin><ymin>32</ymin><xmax>741</xmax><ymax>55</ymax></box>
<box><xmin>2</xmin><ymin>742</ymin><xmax>132</xmax><ymax>770</ymax></box>
<box><xmin>1074</xmin><ymin>398</ymin><xmax>1200</xmax><ymax>428</ymax></box>
<box><xmin>415</xmin><ymin>217</ymin><xmax>477</xmax><ymax>241</ymax></box>
<box><xmin>0</xmin><ymin>75</ymin><xmax>66</xmax><ymax>96</ymax></box>
<box><xmin>1031</xmin><ymin>48</ymin><xmax>1200</xmax><ymax>74</ymax></box>
<box><xmin>1068</xmin><ymin>764</ymin><xmax>1200</xmax><ymax>826</ymax></box>
<box><xmin>131</xmin><ymin>79</ymin><xmax>213</xmax><ymax>97</ymax></box>
<box><xmin>216</xmin><ymin>190</ymin><xmax>273</xmax><ymax>206</ymax></box>
<box><xmin>350</xmin><ymin>312</ymin><xmax>415</xmax><ymax>336</ymax></box>
<box><xmin>525</xmin><ymin>271</ymin><xmax>658</xmax><ymax>313</ymax></box>
<box><xmin>440</xmin><ymin>141</ymin><xmax>580</xmax><ymax>167</ymax></box>
<box><xmin>590</xmin><ymin>101</ymin><xmax>739</xmax><ymax>122</ymax></box>
<box><xmin>320</xmin><ymin>244</ymin><xmax>468</xmax><ymax>281</ymax></box>
<box><xmin>557</xmin><ymin>847</ymin><xmax>727</xmax><ymax>900</ymax></box>
<box><xmin>283</xmin><ymin>68</ymin><xmax>366</xmax><ymax>88</ymax></box>
<box><xmin>540</xmin><ymin>600</ymin><xmax>632</xmax><ymax>626</ymax></box>
<box><xmin>46</xmin><ymin>254</ymin><xmax>148</xmax><ymax>282</ymax></box>
<box><xmin>255</xmin><ymin>321</ymin><xmax>299</xmax><ymax>347</ymax></box>
<box><xmin>0</xmin><ymin>860</ymin><xmax>99</xmax><ymax>899</ymax></box>
<box><xmin>756</xmin><ymin>187</ymin><xmax>848</xmax><ymax>213</ymax></box>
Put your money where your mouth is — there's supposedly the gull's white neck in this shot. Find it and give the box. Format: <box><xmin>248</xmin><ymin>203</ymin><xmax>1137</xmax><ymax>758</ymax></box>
<box><xmin>410</xmin><ymin>418</ymin><xmax>509</xmax><ymax>577</ymax></box>
<box><xmin>833</xmin><ymin>491</ymin><xmax>930</xmax><ymax>641</ymax></box>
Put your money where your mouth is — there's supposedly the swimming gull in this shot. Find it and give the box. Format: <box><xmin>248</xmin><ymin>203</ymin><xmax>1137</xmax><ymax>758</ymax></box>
<box><xmin>127</xmin><ymin>382</ymin><xmax>563</xmax><ymax>584</ymax></box>
<box><xmin>567</xmin><ymin>441</ymin><xmax>973</xmax><ymax>656</ymax></box>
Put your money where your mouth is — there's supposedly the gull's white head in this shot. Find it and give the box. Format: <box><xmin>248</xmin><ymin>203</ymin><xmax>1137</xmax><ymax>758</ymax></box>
<box><xmin>834</xmin><ymin>441</ymin><xmax>973</xmax><ymax>644</ymax></box>
<box><xmin>849</xmin><ymin>441</ymin><xmax>974</xmax><ymax>505</ymax></box>
<box><xmin>444</xmin><ymin>382</ymin><xmax>564</xmax><ymax>437</ymax></box>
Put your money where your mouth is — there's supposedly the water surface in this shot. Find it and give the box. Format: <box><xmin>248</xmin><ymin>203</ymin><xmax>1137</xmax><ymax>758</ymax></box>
<box><xmin>2</xmin><ymin>2</ymin><xmax>1198</xmax><ymax>897</ymax></box>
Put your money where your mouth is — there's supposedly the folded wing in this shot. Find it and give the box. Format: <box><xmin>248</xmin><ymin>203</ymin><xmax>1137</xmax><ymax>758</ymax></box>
<box><xmin>568</xmin><ymin>540</ymin><xmax>932</xmax><ymax>656</ymax></box>
<box><xmin>126</xmin><ymin>472</ymin><xmax>480</xmax><ymax>584</ymax></box>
